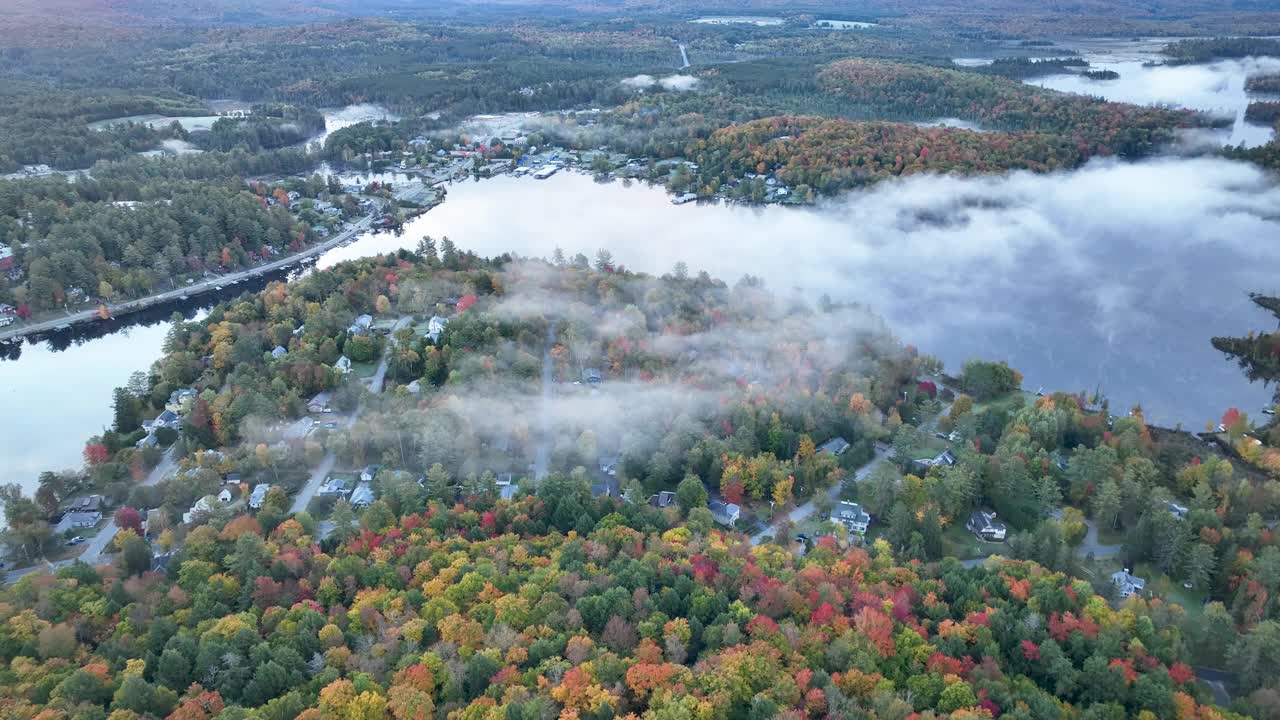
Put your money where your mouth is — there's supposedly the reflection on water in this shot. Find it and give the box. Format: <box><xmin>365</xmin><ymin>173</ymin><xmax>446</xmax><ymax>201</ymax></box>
<box><xmin>1024</xmin><ymin>40</ymin><xmax>1280</xmax><ymax>147</ymax></box>
<box><xmin>323</xmin><ymin>166</ymin><xmax>1280</xmax><ymax>429</ymax></box>
<box><xmin>5</xmin><ymin>156</ymin><xmax>1278</xmax><ymax>492</ymax></box>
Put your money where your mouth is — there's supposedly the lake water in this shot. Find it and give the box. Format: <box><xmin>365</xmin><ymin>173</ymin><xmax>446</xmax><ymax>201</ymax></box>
<box><xmin>0</xmin><ymin>322</ymin><xmax>175</xmax><ymax>491</ymax></box>
<box><xmin>4</xmin><ymin>157</ymin><xmax>1279</xmax><ymax>495</ymax></box>
<box><xmin>322</xmin><ymin>166</ymin><xmax>1280</xmax><ymax>430</ymax></box>
<box><xmin>691</xmin><ymin>16</ymin><xmax>783</xmax><ymax>26</ymax></box>
<box><xmin>1023</xmin><ymin>39</ymin><xmax>1280</xmax><ymax>147</ymax></box>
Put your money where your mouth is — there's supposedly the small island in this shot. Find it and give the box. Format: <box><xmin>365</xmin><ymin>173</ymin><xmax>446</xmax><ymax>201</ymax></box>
<box><xmin>1084</xmin><ymin>69</ymin><xmax>1121</xmax><ymax>80</ymax></box>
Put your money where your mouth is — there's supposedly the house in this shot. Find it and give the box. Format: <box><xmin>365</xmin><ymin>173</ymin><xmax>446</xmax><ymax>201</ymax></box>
<box><xmin>915</xmin><ymin>449</ymin><xmax>957</xmax><ymax>471</ymax></box>
<box><xmin>308</xmin><ymin>392</ymin><xmax>332</xmax><ymax>413</ymax></box>
<box><xmin>334</xmin><ymin>356</ymin><xmax>352</xmax><ymax>374</ymax></box>
<box><xmin>599</xmin><ymin>456</ymin><xmax>619</xmax><ymax>477</ymax></box>
<box><xmin>217</xmin><ymin>488</ymin><xmax>234</xmax><ymax>503</ymax></box>
<box><xmin>1167</xmin><ymin>502</ymin><xmax>1189</xmax><ymax>520</ymax></box>
<box><xmin>67</xmin><ymin>495</ymin><xmax>104</xmax><ymax>513</ymax></box>
<box><xmin>360</xmin><ymin>464</ymin><xmax>381</xmax><ymax>483</ymax></box>
<box><xmin>967</xmin><ymin>510</ymin><xmax>1007</xmax><ymax>541</ymax></box>
<box><xmin>249</xmin><ymin>484</ymin><xmax>271</xmax><ymax>509</ymax></box>
<box><xmin>349</xmin><ymin>483</ymin><xmax>375</xmax><ymax>508</ymax></box>
<box><xmin>709</xmin><ymin>500</ymin><xmax>741</xmax><ymax>527</ymax></box>
<box><xmin>166</xmin><ymin>388</ymin><xmax>197</xmax><ymax>414</ymax></box>
<box><xmin>135</xmin><ymin>433</ymin><xmax>158</xmax><ymax>449</ymax></box>
<box><xmin>224</xmin><ymin>472</ymin><xmax>242</xmax><ymax>485</ymax></box>
<box><xmin>283</xmin><ymin>416</ymin><xmax>314</xmax><ymax>440</ymax></box>
<box><xmin>405</xmin><ymin>379</ymin><xmax>422</xmax><ymax>394</ymax></box>
<box><xmin>1112</xmin><ymin>569</ymin><xmax>1146</xmax><ymax>598</ymax></box>
<box><xmin>319</xmin><ymin>477</ymin><xmax>350</xmax><ymax>497</ymax></box>
<box><xmin>427</xmin><ymin>315</ymin><xmax>448</xmax><ymax>343</ymax></box>
<box><xmin>183</xmin><ymin>496</ymin><xmax>215</xmax><ymax>525</ymax></box>
<box><xmin>834</xmin><ymin>501</ymin><xmax>871</xmax><ymax>535</ymax></box>
<box><xmin>271</xmin><ymin>345</ymin><xmax>288</xmax><ymax>359</ymax></box>
<box><xmin>650</xmin><ymin>491</ymin><xmax>677</xmax><ymax>508</ymax></box>
<box><xmin>349</xmin><ymin>314</ymin><xmax>373</xmax><ymax>334</ymax></box>
<box><xmin>582</xmin><ymin>368</ymin><xmax>602</xmax><ymax>385</ymax></box>
<box><xmin>818</xmin><ymin>437</ymin><xmax>850</xmax><ymax>456</ymax></box>
<box><xmin>144</xmin><ymin>410</ymin><xmax>181</xmax><ymax>432</ymax></box>
<box><xmin>54</xmin><ymin>511</ymin><xmax>101</xmax><ymax>534</ymax></box>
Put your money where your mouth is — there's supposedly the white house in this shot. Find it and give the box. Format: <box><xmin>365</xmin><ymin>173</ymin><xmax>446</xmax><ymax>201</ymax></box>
<box><xmin>349</xmin><ymin>483</ymin><xmax>375</xmax><ymax>508</ymax></box>
<box><xmin>835</xmin><ymin>501</ymin><xmax>871</xmax><ymax>535</ymax></box>
<box><xmin>54</xmin><ymin>511</ymin><xmax>101</xmax><ymax>534</ymax></box>
<box><xmin>349</xmin><ymin>314</ymin><xmax>373</xmax><ymax>334</ymax></box>
<box><xmin>967</xmin><ymin>510</ymin><xmax>1007</xmax><ymax>541</ymax></box>
<box><xmin>183</xmin><ymin>496</ymin><xmax>215</xmax><ymax>525</ymax></box>
<box><xmin>217</xmin><ymin>488</ymin><xmax>233</xmax><ymax>503</ymax></box>
<box><xmin>709</xmin><ymin>500</ymin><xmax>740</xmax><ymax>527</ymax></box>
<box><xmin>1112</xmin><ymin>569</ymin><xmax>1146</xmax><ymax>599</ymax></box>
<box><xmin>334</xmin><ymin>356</ymin><xmax>352</xmax><ymax>374</ymax></box>
<box><xmin>271</xmin><ymin>345</ymin><xmax>288</xmax><ymax>359</ymax></box>
<box><xmin>319</xmin><ymin>477</ymin><xmax>350</xmax><ymax>497</ymax></box>
<box><xmin>249</xmin><ymin>484</ymin><xmax>271</xmax><ymax>509</ymax></box>
<box><xmin>427</xmin><ymin>315</ymin><xmax>449</xmax><ymax>343</ymax></box>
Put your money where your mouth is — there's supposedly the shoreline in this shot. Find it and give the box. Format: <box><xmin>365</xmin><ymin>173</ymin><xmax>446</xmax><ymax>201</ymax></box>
<box><xmin>0</xmin><ymin>213</ymin><xmax>376</xmax><ymax>345</ymax></box>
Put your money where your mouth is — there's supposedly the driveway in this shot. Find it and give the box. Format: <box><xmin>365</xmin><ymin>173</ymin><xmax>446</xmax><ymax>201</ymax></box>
<box><xmin>749</xmin><ymin>392</ymin><xmax>954</xmax><ymax>546</ymax></box>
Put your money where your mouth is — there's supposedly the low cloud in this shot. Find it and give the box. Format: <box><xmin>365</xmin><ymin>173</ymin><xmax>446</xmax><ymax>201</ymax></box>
<box><xmin>620</xmin><ymin>74</ymin><xmax>700</xmax><ymax>92</ymax></box>
<box><xmin>413</xmin><ymin>156</ymin><xmax>1280</xmax><ymax>426</ymax></box>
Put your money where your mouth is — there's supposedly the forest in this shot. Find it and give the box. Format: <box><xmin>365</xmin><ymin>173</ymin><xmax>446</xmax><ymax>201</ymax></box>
<box><xmin>816</xmin><ymin>59</ymin><xmax>1204</xmax><ymax>158</ymax></box>
<box><xmin>1163</xmin><ymin>37</ymin><xmax>1280</xmax><ymax>64</ymax></box>
<box><xmin>685</xmin><ymin>116</ymin><xmax>1081</xmax><ymax>196</ymax></box>
<box><xmin>0</xmin><ymin>241</ymin><xmax>1276</xmax><ymax>717</ymax></box>
<box><xmin>0</xmin><ymin>168</ymin><xmax>345</xmax><ymax>311</ymax></box>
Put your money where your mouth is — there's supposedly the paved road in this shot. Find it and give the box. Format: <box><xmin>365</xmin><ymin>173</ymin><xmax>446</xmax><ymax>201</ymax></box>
<box><xmin>291</xmin><ymin>317</ymin><xmax>408</xmax><ymax>513</ymax></box>
<box><xmin>0</xmin><ymin>214</ymin><xmax>373</xmax><ymax>343</ymax></box>
<box><xmin>367</xmin><ymin>316</ymin><xmax>412</xmax><ymax>394</ymax></box>
<box><xmin>290</xmin><ymin>452</ymin><xmax>339</xmax><ymax>514</ymax></box>
<box><xmin>5</xmin><ymin>444</ymin><xmax>179</xmax><ymax>582</ymax></box>
<box><xmin>79</xmin><ymin>445</ymin><xmax>179</xmax><ymax>565</ymax></box>
<box><xmin>750</xmin><ymin>393</ymin><xmax>954</xmax><ymax>546</ymax></box>
<box><xmin>751</xmin><ymin>445</ymin><xmax>892</xmax><ymax>545</ymax></box>
<box><xmin>1078</xmin><ymin>519</ymin><xmax>1123</xmax><ymax>559</ymax></box>
<box><xmin>1193</xmin><ymin>666</ymin><xmax>1235</xmax><ymax>707</ymax></box>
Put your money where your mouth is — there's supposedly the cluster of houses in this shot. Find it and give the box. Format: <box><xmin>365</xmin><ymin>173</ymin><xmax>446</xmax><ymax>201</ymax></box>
<box><xmin>318</xmin><ymin>468</ymin><xmax>376</xmax><ymax>508</ymax></box>
<box><xmin>53</xmin><ymin>494</ymin><xmax>104</xmax><ymax>535</ymax></box>
<box><xmin>182</xmin><ymin>477</ymin><xmax>273</xmax><ymax>525</ymax></box>
<box><xmin>136</xmin><ymin>387</ymin><xmax>198</xmax><ymax>448</ymax></box>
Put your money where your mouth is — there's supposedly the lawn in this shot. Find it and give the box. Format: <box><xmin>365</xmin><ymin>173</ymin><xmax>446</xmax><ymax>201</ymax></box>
<box><xmin>1132</xmin><ymin>561</ymin><xmax>1211</xmax><ymax>617</ymax></box>
<box><xmin>942</xmin><ymin>522</ymin><xmax>997</xmax><ymax>560</ymax></box>
<box><xmin>351</xmin><ymin>360</ymin><xmax>379</xmax><ymax>378</ymax></box>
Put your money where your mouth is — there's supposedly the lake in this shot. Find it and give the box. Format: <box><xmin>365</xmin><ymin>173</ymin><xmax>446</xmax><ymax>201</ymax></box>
<box><xmin>1022</xmin><ymin>39</ymin><xmax>1280</xmax><ymax>147</ymax></box>
<box><xmin>3</xmin><ymin>157</ymin><xmax>1278</xmax><ymax>495</ymax></box>
<box><xmin>322</xmin><ymin>165</ymin><xmax>1280</xmax><ymax>430</ymax></box>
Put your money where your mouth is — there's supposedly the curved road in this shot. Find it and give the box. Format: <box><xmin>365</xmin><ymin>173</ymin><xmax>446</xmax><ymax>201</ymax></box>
<box><xmin>0</xmin><ymin>214</ymin><xmax>373</xmax><ymax>343</ymax></box>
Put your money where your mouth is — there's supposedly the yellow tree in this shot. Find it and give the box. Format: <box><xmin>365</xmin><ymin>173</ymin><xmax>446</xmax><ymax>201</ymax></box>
<box><xmin>772</xmin><ymin>475</ymin><xmax>794</xmax><ymax>509</ymax></box>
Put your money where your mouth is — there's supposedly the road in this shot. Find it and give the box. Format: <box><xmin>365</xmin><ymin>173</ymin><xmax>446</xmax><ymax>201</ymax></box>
<box><xmin>1078</xmin><ymin>519</ymin><xmax>1123</xmax><ymax>559</ymax></box>
<box><xmin>750</xmin><ymin>392</ymin><xmax>955</xmax><ymax>546</ymax></box>
<box><xmin>290</xmin><ymin>452</ymin><xmax>339</xmax><ymax>514</ymax></box>
<box><xmin>78</xmin><ymin>445</ymin><xmax>179</xmax><ymax>565</ymax></box>
<box><xmin>679</xmin><ymin>43</ymin><xmax>690</xmax><ymax>68</ymax></box>
<box><xmin>290</xmin><ymin>317</ymin><xmax>408</xmax><ymax>513</ymax></box>
<box><xmin>368</xmin><ymin>316</ymin><xmax>413</xmax><ymax>394</ymax></box>
<box><xmin>1193</xmin><ymin>666</ymin><xmax>1235</xmax><ymax>707</ymax></box>
<box><xmin>751</xmin><ymin>445</ymin><xmax>892</xmax><ymax>545</ymax></box>
<box><xmin>0</xmin><ymin>214</ymin><xmax>374</xmax><ymax>343</ymax></box>
<box><xmin>5</xmin><ymin>444</ymin><xmax>179</xmax><ymax>583</ymax></box>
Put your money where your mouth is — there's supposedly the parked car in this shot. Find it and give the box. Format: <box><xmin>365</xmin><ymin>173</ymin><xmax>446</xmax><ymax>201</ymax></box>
<box><xmin>66</xmin><ymin>536</ymin><xmax>86</xmax><ymax>546</ymax></box>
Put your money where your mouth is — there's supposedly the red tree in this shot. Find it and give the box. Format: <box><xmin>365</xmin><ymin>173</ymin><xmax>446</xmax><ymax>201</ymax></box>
<box><xmin>84</xmin><ymin>442</ymin><xmax>109</xmax><ymax>466</ymax></box>
<box><xmin>114</xmin><ymin>506</ymin><xmax>143</xmax><ymax>534</ymax></box>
